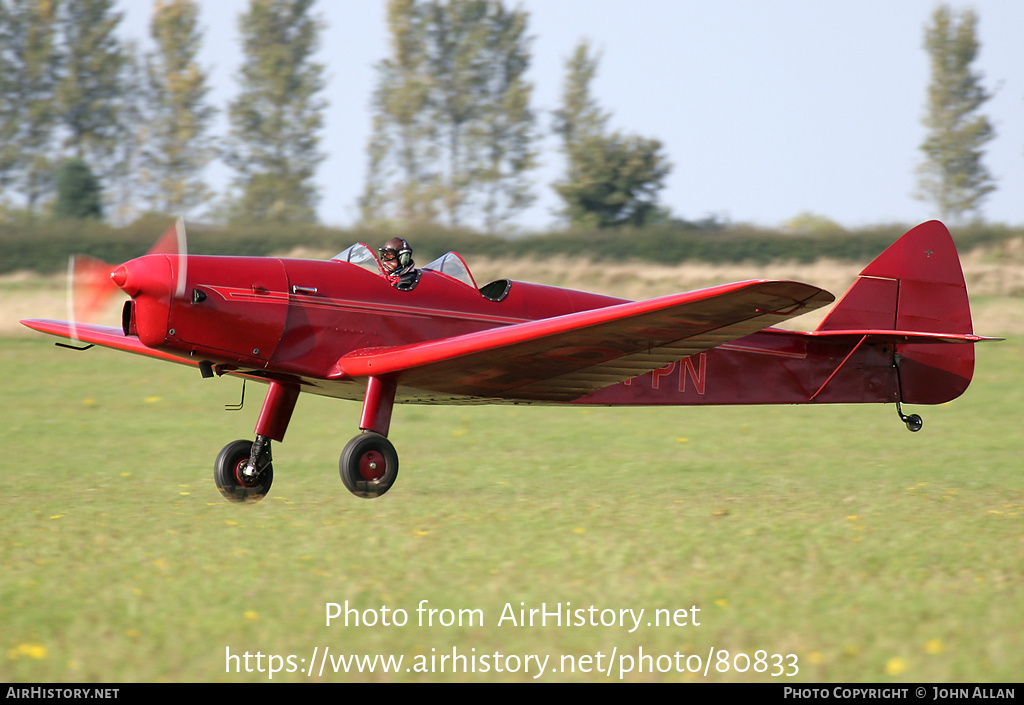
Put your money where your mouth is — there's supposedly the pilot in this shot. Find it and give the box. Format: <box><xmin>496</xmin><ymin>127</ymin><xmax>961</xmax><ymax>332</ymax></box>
<box><xmin>378</xmin><ymin>236</ymin><xmax>420</xmax><ymax>291</ymax></box>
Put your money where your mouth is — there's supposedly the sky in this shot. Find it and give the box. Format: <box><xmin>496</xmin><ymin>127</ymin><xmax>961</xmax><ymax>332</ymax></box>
<box><xmin>117</xmin><ymin>0</ymin><xmax>1024</xmax><ymax>230</ymax></box>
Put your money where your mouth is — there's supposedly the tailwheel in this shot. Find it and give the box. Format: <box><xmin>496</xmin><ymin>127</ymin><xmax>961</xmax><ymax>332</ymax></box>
<box><xmin>340</xmin><ymin>432</ymin><xmax>399</xmax><ymax>499</ymax></box>
<box><xmin>896</xmin><ymin>403</ymin><xmax>923</xmax><ymax>433</ymax></box>
<box><xmin>215</xmin><ymin>438</ymin><xmax>274</xmax><ymax>502</ymax></box>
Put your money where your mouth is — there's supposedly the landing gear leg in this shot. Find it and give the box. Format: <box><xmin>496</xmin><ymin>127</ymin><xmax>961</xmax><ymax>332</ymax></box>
<box><xmin>340</xmin><ymin>376</ymin><xmax>400</xmax><ymax>498</ymax></box>
<box><xmin>893</xmin><ymin>353</ymin><xmax>923</xmax><ymax>433</ymax></box>
<box><xmin>213</xmin><ymin>381</ymin><xmax>299</xmax><ymax>502</ymax></box>
<box><xmin>896</xmin><ymin>402</ymin><xmax>923</xmax><ymax>432</ymax></box>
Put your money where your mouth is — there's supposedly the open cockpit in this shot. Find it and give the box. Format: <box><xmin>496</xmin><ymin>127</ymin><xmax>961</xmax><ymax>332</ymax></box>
<box><xmin>331</xmin><ymin>244</ymin><xmax>511</xmax><ymax>301</ymax></box>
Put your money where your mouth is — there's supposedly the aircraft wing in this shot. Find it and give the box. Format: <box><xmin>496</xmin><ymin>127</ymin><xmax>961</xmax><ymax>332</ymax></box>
<box><xmin>332</xmin><ymin>280</ymin><xmax>835</xmax><ymax>402</ymax></box>
<box><xmin>19</xmin><ymin>319</ymin><xmax>198</xmax><ymax>368</ymax></box>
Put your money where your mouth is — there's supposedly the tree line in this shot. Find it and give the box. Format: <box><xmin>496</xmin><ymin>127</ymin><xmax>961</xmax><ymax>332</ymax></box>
<box><xmin>0</xmin><ymin>0</ymin><xmax>324</xmax><ymax>225</ymax></box>
<box><xmin>0</xmin><ymin>1</ymin><xmax>1004</xmax><ymax>231</ymax></box>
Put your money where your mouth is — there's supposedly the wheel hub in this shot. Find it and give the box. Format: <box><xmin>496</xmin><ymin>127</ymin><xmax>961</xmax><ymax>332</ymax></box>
<box><xmin>359</xmin><ymin>450</ymin><xmax>386</xmax><ymax>481</ymax></box>
<box><xmin>234</xmin><ymin>459</ymin><xmax>260</xmax><ymax>487</ymax></box>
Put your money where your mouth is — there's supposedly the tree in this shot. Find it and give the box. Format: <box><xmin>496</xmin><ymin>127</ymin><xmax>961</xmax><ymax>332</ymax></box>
<box><xmin>554</xmin><ymin>132</ymin><xmax>671</xmax><ymax>229</ymax></box>
<box><xmin>225</xmin><ymin>0</ymin><xmax>326</xmax><ymax>223</ymax></box>
<box><xmin>362</xmin><ymin>0</ymin><xmax>538</xmax><ymax>231</ymax></box>
<box><xmin>54</xmin><ymin>0</ymin><xmax>127</xmax><ymax>174</ymax></box>
<box><xmin>102</xmin><ymin>40</ymin><xmax>148</xmax><ymax>224</ymax></box>
<box><xmin>53</xmin><ymin>157</ymin><xmax>103</xmax><ymax>219</ymax></box>
<box><xmin>471</xmin><ymin>2</ymin><xmax>537</xmax><ymax>232</ymax></box>
<box><xmin>551</xmin><ymin>39</ymin><xmax>608</xmax><ymax>153</ymax></box>
<box><xmin>361</xmin><ymin>0</ymin><xmax>438</xmax><ymax>225</ymax></box>
<box><xmin>139</xmin><ymin>0</ymin><xmax>217</xmax><ymax>217</ymax></box>
<box><xmin>915</xmin><ymin>5</ymin><xmax>996</xmax><ymax>222</ymax></box>
<box><xmin>0</xmin><ymin>0</ymin><xmax>61</xmax><ymax>212</ymax></box>
<box><xmin>553</xmin><ymin>40</ymin><xmax>671</xmax><ymax>229</ymax></box>
<box><xmin>422</xmin><ymin>0</ymin><xmax>488</xmax><ymax>227</ymax></box>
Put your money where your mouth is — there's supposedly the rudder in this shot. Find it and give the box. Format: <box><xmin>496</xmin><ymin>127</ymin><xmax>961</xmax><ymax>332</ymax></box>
<box><xmin>816</xmin><ymin>221</ymin><xmax>976</xmax><ymax>404</ymax></box>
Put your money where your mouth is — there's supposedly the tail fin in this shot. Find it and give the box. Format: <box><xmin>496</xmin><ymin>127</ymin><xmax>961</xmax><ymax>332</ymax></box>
<box><xmin>816</xmin><ymin>221</ymin><xmax>979</xmax><ymax>404</ymax></box>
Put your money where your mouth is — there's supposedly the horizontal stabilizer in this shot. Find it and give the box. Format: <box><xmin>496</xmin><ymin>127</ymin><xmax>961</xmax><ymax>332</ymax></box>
<box><xmin>807</xmin><ymin>329</ymin><xmax>1000</xmax><ymax>345</ymax></box>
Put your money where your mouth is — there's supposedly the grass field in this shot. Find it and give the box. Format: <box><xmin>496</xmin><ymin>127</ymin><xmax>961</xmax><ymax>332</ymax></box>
<box><xmin>1</xmin><ymin>329</ymin><xmax>1021</xmax><ymax>682</ymax></box>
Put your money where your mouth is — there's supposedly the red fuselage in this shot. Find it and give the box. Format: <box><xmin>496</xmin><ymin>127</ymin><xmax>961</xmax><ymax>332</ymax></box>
<box><xmin>115</xmin><ymin>252</ymin><xmax>931</xmax><ymax>408</ymax></box>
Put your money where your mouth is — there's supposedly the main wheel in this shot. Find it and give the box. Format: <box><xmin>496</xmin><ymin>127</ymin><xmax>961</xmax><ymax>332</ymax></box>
<box><xmin>214</xmin><ymin>439</ymin><xmax>273</xmax><ymax>503</ymax></box>
<box><xmin>340</xmin><ymin>432</ymin><xmax>399</xmax><ymax>499</ymax></box>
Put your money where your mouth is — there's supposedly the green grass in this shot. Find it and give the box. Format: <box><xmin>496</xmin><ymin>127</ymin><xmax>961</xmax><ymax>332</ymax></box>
<box><xmin>1</xmin><ymin>337</ymin><xmax>1021</xmax><ymax>682</ymax></box>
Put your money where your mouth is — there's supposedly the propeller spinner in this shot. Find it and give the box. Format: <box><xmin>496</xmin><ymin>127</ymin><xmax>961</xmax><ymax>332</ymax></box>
<box><xmin>66</xmin><ymin>218</ymin><xmax>189</xmax><ymax>341</ymax></box>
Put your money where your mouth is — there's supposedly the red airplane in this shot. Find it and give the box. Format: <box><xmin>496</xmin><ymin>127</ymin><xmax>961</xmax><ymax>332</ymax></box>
<box><xmin>21</xmin><ymin>219</ymin><xmax>995</xmax><ymax>502</ymax></box>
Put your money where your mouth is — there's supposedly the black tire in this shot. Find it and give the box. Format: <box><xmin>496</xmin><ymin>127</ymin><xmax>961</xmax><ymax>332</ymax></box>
<box><xmin>340</xmin><ymin>432</ymin><xmax>399</xmax><ymax>499</ymax></box>
<box><xmin>905</xmin><ymin>414</ymin><xmax>923</xmax><ymax>432</ymax></box>
<box><xmin>214</xmin><ymin>439</ymin><xmax>273</xmax><ymax>503</ymax></box>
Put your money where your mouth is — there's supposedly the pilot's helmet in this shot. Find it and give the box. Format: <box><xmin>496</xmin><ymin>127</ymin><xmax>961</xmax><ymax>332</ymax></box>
<box><xmin>378</xmin><ymin>236</ymin><xmax>413</xmax><ymax>272</ymax></box>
